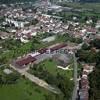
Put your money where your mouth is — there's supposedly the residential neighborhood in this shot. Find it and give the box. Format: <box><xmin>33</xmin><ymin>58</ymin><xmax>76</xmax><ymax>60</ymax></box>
<box><xmin>0</xmin><ymin>0</ymin><xmax>100</xmax><ymax>100</ymax></box>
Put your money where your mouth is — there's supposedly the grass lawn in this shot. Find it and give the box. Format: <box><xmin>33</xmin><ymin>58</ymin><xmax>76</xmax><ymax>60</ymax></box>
<box><xmin>37</xmin><ymin>59</ymin><xmax>73</xmax><ymax>79</ymax></box>
<box><xmin>0</xmin><ymin>78</ymin><xmax>56</xmax><ymax>100</ymax></box>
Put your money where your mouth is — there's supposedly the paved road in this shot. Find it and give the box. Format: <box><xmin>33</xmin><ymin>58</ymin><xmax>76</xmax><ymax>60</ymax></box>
<box><xmin>71</xmin><ymin>43</ymin><xmax>84</xmax><ymax>100</ymax></box>
<box><xmin>72</xmin><ymin>53</ymin><xmax>78</xmax><ymax>100</ymax></box>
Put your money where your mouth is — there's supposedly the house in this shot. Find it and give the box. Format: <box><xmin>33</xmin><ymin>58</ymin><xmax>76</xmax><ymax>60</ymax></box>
<box><xmin>15</xmin><ymin>55</ymin><xmax>36</xmax><ymax>67</ymax></box>
<box><xmin>86</xmin><ymin>19</ymin><xmax>93</xmax><ymax>24</ymax></box>
<box><xmin>15</xmin><ymin>43</ymin><xmax>68</xmax><ymax>67</ymax></box>
<box><xmin>86</xmin><ymin>27</ymin><xmax>97</xmax><ymax>35</ymax></box>
<box><xmin>41</xmin><ymin>35</ymin><xmax>56</xmax><ymax>43</ymax></box>
<box><xmin>95</xmin><ymin>20</ymin><xmax>100</xmax><ymax>29</ymax></box>
<box><xmin>31</xmin><ymin>31</ymin><xmax>37</xmax><ymax>36</ymax></box>
<box><xmin>95</xmin><ymin>34</ymin><xmax>100</xmax><ymax>39</ymax></box>
<box><xmin>50</xmin><ymin>43</ymin><xmax>67</xmax><ymax>52</ymax></box>
<box><xmin>79</xmin><ymin>64</ymin><xmax>94</xmax><ymax>100</ymax></box>
<box><xmin>79</xmin><ymin>75</ymin><xmax>89</xmax><ymax>100</ymax></box>
<box><xmin>79</xmin><ymin>89</ymin><xmax>89</xmax><ymax>100</ymax></box>
<box><xmin>20</xmin><ymin>36</ymin><xmax>29</xmax><ymax>43</ymax></box>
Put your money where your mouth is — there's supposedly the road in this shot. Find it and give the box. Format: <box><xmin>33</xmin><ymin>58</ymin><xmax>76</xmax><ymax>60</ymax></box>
<box><xmin>71</xmin><ymin>42</ymin><xmax>84</xmax><ymax>100</ymax></box>
<box><xmin>72</xmin><ymin>52</ymin><xmax>78</xmax><ymax>100</ymax></box>
<box><xmin>10</xmin><ymin>64</ymin><xmax>60</xmax><ymax>94</ymax></box>
<box><xmin>24</xmin><ymin>72</ymin><xmax>60</xmax><ymax>94</ymax></box>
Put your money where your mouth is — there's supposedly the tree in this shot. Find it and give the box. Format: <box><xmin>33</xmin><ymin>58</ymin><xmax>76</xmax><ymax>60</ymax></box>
<box><xmin>31</xmin><ymin>19</ymin><xmax>38</xmax><ymax>25</ymax></box>
<box><xmin>90</xmin><ymin>39</ymin><xmax>100</xmax><ymax>49</ymax></box>
<box><xmin>95</xmin><ymin>51</ymin><xmax>100</xmax><ymax>65</ymax></box>
<box><xmin>0</xmin><ymin>71</ymin><xmax>19</xmax><ymax>85</ymax></box>
<box><xmin>56</xmin><ymin>74</ymin><xmax>74</xmax><ymax>99</ymax></box>
<box><xmin>77</xmin><ymin>49</ymin><xmax>97</xmax><ymax>63</ymax></box>
<box><xmin>82</xmin><ymin>43</ymin><xmax>90</xmax><ymax>50</ymax></box>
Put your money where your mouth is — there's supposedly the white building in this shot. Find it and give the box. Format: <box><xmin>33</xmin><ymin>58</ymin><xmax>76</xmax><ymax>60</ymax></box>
<box><xmin>41</xmin><ymin>35</ymin><xmax>56</xmax><ymax>42</ymax></box>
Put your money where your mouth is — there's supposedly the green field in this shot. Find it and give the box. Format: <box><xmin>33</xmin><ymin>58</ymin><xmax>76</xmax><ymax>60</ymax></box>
<box><xmin>43</xmin><ymin>60</ymin><xmax>73</xmax><ymax>78</ymax></box>
<box><xmin>0</xmin><ymin>78</ymin><xmax>56</xmax><ymax>100</ymax></box>
<box><xmin>60</xmin><ymin>2</ymin><xmax>100</xmax><ymax>11</ymax></box>
<box><xmin>57</xmin><ymin>2</ymin><xmax>100</xmax><ymax>19</ymax></box>
<box><xmin>30</xmin><ymin>59</ymin><xmax>73</xmax><ymax>79</ymax></box>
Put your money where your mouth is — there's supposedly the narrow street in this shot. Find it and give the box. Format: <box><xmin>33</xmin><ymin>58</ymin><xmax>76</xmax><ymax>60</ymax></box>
<box><xmin>72</xmin><ymin>52</ymin><xmax>78</xmax><ymax>100</ymax></box>
<box><xmin>71</xmin><ymin>42</ymin><xmax>84</xmax><ymax>100</ymax></box>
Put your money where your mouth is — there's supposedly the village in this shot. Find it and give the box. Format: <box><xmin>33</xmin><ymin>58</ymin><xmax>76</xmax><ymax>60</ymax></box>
<box><xmin>0</xmin><ymin>1</ymin><xmax>100</xmax><ymax>100</ymax></box>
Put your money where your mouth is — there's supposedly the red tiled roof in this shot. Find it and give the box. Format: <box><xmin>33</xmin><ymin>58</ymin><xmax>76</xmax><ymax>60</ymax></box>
<box><xmin>16</xmin><ymin>56</ymin><xmax>36</xmax><ymax>66</ymax></box>
<box><xmin>15</xmin><ymin>43</ymin><xmax>67</xmax><ymax>66</ymax></box>
<box><xmin>38</xmin><ymin>43</ymin><xmax>67</xmax><ymax>54</ymax></box>
<box><xmin>86</xmin><ymin>28</ymin><xmax>97</xmax><ymax>33</ymax></box>
<box><xmin>81</xmin><ymin>78</ymin><xmax>89</xmax><ymax>90</ymax></box>
<box><xmin>50</xmin><ymin>43</ymin><xmax>67</xmax><ymax>52</ymax></box>
<box><xmin>80</xmin><ymin>89</ymin><xmax>89</xmax><ymax>100</ymax></box>
<box><xmin>81</xmin><ymin>78</ymin><xmax>88</xmax><ymax>83</ymax></box>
